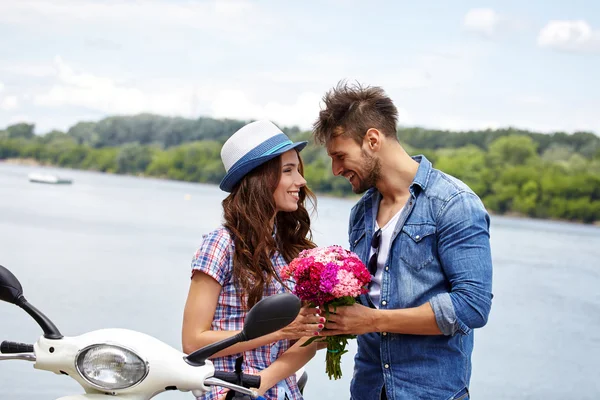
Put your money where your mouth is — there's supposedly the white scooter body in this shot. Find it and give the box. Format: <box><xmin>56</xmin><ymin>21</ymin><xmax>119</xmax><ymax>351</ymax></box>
<box><xmin>35</xmin><ymin>329</ymin><xmax>214</xmax><ymax>400</ymax></box>
<box><xmin>0</xmin><ymin>264</ymin><xmax>305</xmax><ymax>400</ymax></box>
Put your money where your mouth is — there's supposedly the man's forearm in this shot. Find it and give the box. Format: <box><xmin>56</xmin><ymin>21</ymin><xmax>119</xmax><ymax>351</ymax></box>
<box><xmin>373</xmin><ymin>302</ymin><xmax>443</xmax><ymax>335</ymax></box>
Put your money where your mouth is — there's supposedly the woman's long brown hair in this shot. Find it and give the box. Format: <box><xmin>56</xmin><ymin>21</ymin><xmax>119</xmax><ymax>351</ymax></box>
<box><xmin>222</xmin><ymin>150</ymin><xmax>316</xmax><ymax>308</ymax></box>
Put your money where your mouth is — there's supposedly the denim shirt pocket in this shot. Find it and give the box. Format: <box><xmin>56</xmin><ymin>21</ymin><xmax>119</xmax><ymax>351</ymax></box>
<box><xmin>399</xmin><ymin>223</ymin><xmax>437</xmax><ymax>270</ymax></box>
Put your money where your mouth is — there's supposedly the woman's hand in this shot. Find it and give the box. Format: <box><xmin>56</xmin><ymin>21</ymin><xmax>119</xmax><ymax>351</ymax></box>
<box><xmin>217</xmin><ymin>388</ymin><xmax>264</xmax><ymax>400</ymax></box>
<box><xmin>275</xmin><ymin>305</ymin><xmax>324</xmax><ymax>340</ymax></box>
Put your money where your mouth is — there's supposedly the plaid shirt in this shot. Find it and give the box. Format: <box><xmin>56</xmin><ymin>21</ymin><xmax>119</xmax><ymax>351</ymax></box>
<box><xmin>191</xmin><ymin>227</ymin><xmax>302</xmax><ymax>400</ymax></box>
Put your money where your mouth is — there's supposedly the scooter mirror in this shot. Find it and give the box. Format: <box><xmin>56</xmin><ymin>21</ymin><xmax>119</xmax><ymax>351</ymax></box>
<box><xmin>0</xmin><ymin>264</ymin><xmax>63</xmax><ymax>339</ymax></box>
<box><xmin>242</xmin><ymin>293</ymin><xmax>301</xmax><ymax>340</ymax></box>
<box><xmin>0</xmin><ymin>265</ymin><xmax>24</xmax><ymax>304</ymax></box>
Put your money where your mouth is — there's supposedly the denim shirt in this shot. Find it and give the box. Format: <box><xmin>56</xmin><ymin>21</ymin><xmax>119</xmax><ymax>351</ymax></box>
<box><xmin>348</xmin><ymin>155</ymin><xmax>493</xmax><ymax>400</ymax></box>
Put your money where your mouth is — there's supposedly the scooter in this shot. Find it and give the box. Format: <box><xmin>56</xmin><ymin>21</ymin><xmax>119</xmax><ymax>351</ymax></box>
<box><xmin>0</xmin><ymin>264</ymin><xmax>301</xmax><ymax>399</ymax></box>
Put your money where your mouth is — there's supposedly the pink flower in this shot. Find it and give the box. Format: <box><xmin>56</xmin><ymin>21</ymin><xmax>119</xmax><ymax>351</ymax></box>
<box><xmin>284</xmin><ymin>245</ymin><xmax>371</xmax><ymax>380</ymax></box>
<box><xmin>285</xmin><ymin>246</ymin><xmax>370</xmax><ymax>307</ymax></box>
<box><xmin>331</xmin><ymin>269</ymin><xmax>364</xmax><ymax>298</ymax></box>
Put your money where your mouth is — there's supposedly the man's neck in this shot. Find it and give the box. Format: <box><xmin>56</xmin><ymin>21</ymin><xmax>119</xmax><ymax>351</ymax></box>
<box><xmin>375</xmin><ymin>143</ymin><xmax>419</xmax><ymax>203</ymax></box>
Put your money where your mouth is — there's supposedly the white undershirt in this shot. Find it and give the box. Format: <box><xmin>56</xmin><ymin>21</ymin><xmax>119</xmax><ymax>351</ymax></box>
<box><xmin>368</xmin><ymin>207</ymin><xmax>404</xmax><ymax>307</ymax></box>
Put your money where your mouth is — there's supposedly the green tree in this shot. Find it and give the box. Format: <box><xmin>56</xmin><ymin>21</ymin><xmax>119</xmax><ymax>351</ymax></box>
<box><xmin>68</xmin><ymin>122</ymin><xmax>100</xmax><ymax>146</ymax></box>
<box><xmin>7</xmin><ymin>123</ymin><xmax>35</xmax><ymax>140</ymax></box>
<box><xmin>487</xmin><ymin>135</ymin><xmax>538</xmax><ymax>167</ymax></box>
<box><xmin>116</xmin><ymin>144</ymin><xmax>153</xmax><ymax>174</ymax></box>
<box><xmin>2</xmin><ymin>117</ymin><xmax>599</xmax><ymax>224</ymax></box>
<box><xmin>513</xmin><ymin>180</ymin><xmax>539</xmax><ymax>216</ymax></box>
<box><xmin>434</xmin><ymin>146</ymin><xmax>490</xmax><ymax>196</ymax></box>
<box><xmin>80</xmin><ymin>148</ymin><xmax>118</xmax><ymax>172</ymax></box>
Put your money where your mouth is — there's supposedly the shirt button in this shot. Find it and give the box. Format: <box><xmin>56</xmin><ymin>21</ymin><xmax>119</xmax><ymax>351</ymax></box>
<box><xmin>415</xmin><ymin>235</ymin><xmax>420</xmax><ymax>240</ymax></box>
<box><xmin>382</xmin><ymin>332</ymin><xmax>387</xmax><ymax>336</ymax></box>
<box><xmin>384</xmin><ymin>364</ymin><xmax>390</xmax><ymax>369</ymax></box>
<box><xmin>381</xmin><ymin>300</ymin><xmax>387</xmax><ymax>306</ymax></box>
<box><xmin>385</xmin><ymin>266</ymin><xmax>389</xmax><ymax>271</ymax></box>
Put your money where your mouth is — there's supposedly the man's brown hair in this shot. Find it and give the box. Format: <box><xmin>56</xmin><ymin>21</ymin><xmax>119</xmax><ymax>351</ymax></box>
<box><xmin>312</xmin><ymin>81</ymin><xmax>399</xmax><ymax>145</ymax></box>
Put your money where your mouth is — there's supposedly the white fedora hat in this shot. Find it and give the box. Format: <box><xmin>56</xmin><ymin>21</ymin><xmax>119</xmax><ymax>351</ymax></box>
<box><xmin>219</xmin><ymin>120</ymin><xmax>307</xmax><ymax>192</ymax></box>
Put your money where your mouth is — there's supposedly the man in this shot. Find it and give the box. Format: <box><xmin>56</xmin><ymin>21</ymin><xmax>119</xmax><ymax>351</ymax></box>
<box><xmin>312</xmin><ymin>82</ymin><xmax>493</xmax><ymax>400</ymax></box>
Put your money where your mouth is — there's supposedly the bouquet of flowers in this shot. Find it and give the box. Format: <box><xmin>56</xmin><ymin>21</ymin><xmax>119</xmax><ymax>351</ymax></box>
<box><xmin>281</xmin><ymin>245</ymin><xmax>371</xmax><ymax>380</ymax></box>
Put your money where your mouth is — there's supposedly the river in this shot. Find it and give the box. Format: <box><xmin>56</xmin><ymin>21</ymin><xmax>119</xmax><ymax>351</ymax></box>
<box><xmin>1</xmin><ymin>164</ymin><xmax>599</xmax><ymax>399</ymax></box>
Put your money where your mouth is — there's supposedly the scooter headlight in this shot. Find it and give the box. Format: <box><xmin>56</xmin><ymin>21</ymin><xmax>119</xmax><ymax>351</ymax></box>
<box><xmin>75</xmin><ymin>344</ymin><xmax>148</xmax><ymax>390</ymax></box>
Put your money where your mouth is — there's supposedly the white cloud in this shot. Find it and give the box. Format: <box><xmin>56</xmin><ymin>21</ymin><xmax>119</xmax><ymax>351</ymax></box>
<box><xmin>32</xmin><ymin>56</ymin><xmax>197</xmax><ymax>116</ymax></box>
<box><xmin>0</xmin><ymin>0</ymin><xmax>243</xmax><ymax>22</ymax></box>
<box><xmin>381</xmin><ymin>69</ymin><xmax>432</xmax><ymax>90</ymax></box>
<box><xmin>214</xmin><ymin>0</ymin><xmax>253</xmax><ymax>15</ymax></box>
<box><xmin>211</xmin><ymin>90</ymin><xmax>322</xmax><ymax>128</ymax></box>
<box><xmin>396</xmin><ymin>107</ymin><xmax>413</xmax><ymax>126</ymax></box>
<box><xmin>511</xmin><ymin>119</ymin><xmax>598</xmax><ymax>134</ymax></box>
<box><xmin>260</xmin><ymin>53</ymin><xmax>356</xmax><ymax>85</ymax></box>
<box><xmin>463</xmin><ymin>8</ymin><xmax>500</xmax><ymax>37</ymax></box>
<box><xmin>25</xmin><ymin>53</ymin><xmax>419</xmax><ymax>130</ymax></box>
<box><xmin>5</xmin><ymin>114</ymin><xmax>31</xmax><ymax>125</ymax></box>
<box><xmin>462</xmin><ymin>8</ymin><xmax>526</xmax><ymax>38</ymax></box>
<box><xmin>0</xmin><ymin>0</ymin><xmax>267</xmax><ymax>38</ymax></box>
<box><xmin>437</xmin><ymin>116</ymin><xmax>501</xmax><ymax>131</ymax></box>
<box><xmin>516</xmin><ymin>95</ymin><xmax>548</xmax><ymax>105</ymax></box>
<box><xmin>0</xmin><ymin>62</ymin><xmax>56</xmax><ymax>78</ymax></box>
<box><xmin>432</xmin><ymin>110</ymin><xmax>599</xmax><ymax>134</ymax></box>
<box><xmin>210</xmin><ymin>86</ymin><xmax>414</xmax><ymax>130</ymax></box>
<box><xmin>0</xmin><ymin>82</ymin><xmax>20</xmax><ymax>111</ymax></box>
<box><xmin>0</xmin><ymin>96</ymin><xmax>19</xmax><ymax>111</ymax></box>
<box><xmin>537</xmin><ymin>20</ymin><xmax>600</xmax><ymax>53</ymax></box>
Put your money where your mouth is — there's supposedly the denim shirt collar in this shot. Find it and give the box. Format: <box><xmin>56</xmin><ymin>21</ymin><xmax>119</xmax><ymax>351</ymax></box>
<box><xmin>409</xmin><ymin>154</ymin><xmax>433</xmax><ymax>197</ymax></box>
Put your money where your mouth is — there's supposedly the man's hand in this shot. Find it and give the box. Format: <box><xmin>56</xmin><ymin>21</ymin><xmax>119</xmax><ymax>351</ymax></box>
<box><xmin>320</xmin><ymin>303</ymin><xmax>379</xmax><ymax>336</ymax></box>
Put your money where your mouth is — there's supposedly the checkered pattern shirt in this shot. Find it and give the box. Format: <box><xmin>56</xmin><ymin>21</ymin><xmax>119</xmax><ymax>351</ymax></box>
<box><xmin>191</xmin><ymin>227</ymin><xmax>302</xmax><ymax>400</ymax></box>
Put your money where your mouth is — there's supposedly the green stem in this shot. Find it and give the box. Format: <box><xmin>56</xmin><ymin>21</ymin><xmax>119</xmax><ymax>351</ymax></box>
<box><xmin>325</xmin><ymin>336</ymin><xmax>351</xmax><ymax>380</ymax></box>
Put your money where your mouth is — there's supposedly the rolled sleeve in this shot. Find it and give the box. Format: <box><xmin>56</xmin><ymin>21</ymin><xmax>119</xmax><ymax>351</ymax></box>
<box><xmin>432</xmin><ymin>191</ymin><xmax>494</xmax><ymax>336</ymax></box>
<box><xmin>430</xmin><ymin>292</ymin><xmax>471</xmax><ymax>336</ymax></box>
<box><xmin>191</xmin><ymin>228</ymin><xmax>232</xmax><ymax>286</ymax></box>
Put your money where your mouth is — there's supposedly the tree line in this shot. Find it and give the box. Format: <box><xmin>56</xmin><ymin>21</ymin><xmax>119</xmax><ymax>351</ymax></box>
<box><xmin>1</xmin><ymin>115</ymin><xmax>599</xmax><ymax>224</ymax></box>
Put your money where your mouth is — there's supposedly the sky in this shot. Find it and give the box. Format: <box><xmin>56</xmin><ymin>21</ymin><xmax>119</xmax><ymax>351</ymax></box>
<box><xmin>0</xmin><ymin>0</ymin><xmax>598</xmax><ymax>135</ymax></box>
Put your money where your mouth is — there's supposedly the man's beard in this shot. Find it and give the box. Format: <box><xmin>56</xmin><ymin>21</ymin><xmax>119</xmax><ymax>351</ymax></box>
<box><xmin>353</xmin><ymin>150</ymin><xmax>381</xmax><ymax>194</ymax></box>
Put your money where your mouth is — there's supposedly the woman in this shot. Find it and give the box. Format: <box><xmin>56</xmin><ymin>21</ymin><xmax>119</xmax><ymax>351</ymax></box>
<box><xmin>182</xmin><ymin>120</ymin><xmax>324</xmax><ymax>400</ymax></box>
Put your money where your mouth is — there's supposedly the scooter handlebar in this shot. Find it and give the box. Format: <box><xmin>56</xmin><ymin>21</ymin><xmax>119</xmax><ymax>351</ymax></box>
<box><xmin>1</xmin><ymin>340</ymin><xmax>34</xmax><ymax>354</ymax></box>
<box><xmin>213</xmin><ymin>371</ymin><xmax>261</xmax><ymax>389</ymax></box>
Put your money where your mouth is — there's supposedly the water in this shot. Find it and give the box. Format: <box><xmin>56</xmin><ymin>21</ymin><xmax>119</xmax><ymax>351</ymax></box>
<box><xmin>1</xmin><ymin>164</ymin><xmax>599</xmax><ymax>399</ymax></box>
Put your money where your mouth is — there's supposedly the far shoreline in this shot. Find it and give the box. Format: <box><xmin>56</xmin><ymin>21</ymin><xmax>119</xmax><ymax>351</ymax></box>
<box><xmin>2</xmin><ymin>157</ymin><xmax>599</xmax><ymax>227</ymax></box>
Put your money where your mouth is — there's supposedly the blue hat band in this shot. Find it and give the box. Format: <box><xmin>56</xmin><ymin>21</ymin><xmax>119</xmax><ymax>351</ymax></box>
<box><xmin>262</xmin><ymin>138</ymin><xmax>293</xmax><ymax>156</ymax></box>
<box><xmin>227</xmin><ymin>133</ymin><xmax>291</xmax><ymax>173</ymax></box>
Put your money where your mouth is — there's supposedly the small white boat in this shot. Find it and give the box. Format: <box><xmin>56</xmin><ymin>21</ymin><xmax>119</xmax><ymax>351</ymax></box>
<box><xmin>28</xmin><ymin>173</ymin><xmax>73</xmax><ymax>185</ymax></box>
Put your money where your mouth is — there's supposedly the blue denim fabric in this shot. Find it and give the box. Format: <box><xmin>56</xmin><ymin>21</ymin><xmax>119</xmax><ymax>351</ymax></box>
<box><xmin>348</xmin><ymin>155</ymin><xmax>493</xmax><ymax>400</ymax></box>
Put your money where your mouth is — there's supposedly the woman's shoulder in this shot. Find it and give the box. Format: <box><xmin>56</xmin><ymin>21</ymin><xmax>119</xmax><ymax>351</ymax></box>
<box><xmin>192</xmin><ymin>226</ymin><xmax>234</xmax><ymax>283</ymax></box>
<box><xmin>203</xmin><ymin>226</ymin><xmax>232</xmax><ymax>242</ymax></box>
<box><xmin>195</xmin><ymin>226</ymin><xmax>234</xmax><ymax>255</ymax></box>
